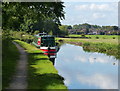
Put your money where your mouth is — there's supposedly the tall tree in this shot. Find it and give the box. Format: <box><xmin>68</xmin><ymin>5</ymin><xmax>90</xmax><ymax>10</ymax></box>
<box><xmin>2</xmin><ymin>2</ymin><xmax>65</xmax><ymax>34</ymax></box>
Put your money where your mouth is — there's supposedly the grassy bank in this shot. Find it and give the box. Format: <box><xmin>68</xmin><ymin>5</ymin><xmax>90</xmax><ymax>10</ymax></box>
<box><xmin>56</xmin><ymin>38</ymin><xmax>118</xmax><ymax>45</ymax></box>
<box><xmin>14</xmin><ymin>40</ymin><xmax>67</xmax><ymax>89</ymax></box>
<box><xmin>56</xmin><ymin>38</ymin><xmax>119</xmax><ymax>60</ymax></box>
<box><xmin>2</xmin><ymin>40</ymin><xmax>19</xmax><ymax>89</ymax></box>
<box><xmin>69</xmin><ymin>35</ymin><xmax>118</xmax><ymax>39</ymax></box>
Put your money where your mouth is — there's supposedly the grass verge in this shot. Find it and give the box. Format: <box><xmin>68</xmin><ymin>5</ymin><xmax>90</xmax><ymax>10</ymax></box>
<box><xmin>2</xmin><ymin>40</ymin><xmax>19</xmax><ymax>89</ymax></box>
<box><xmin>69</xmin><ymin>35</ymin><xmax>118</xmax><ymax>39</ymax></box>
<box><xmin>56</xmin><ymin>37</ymin><xmax>118</xmax><ymax>45</ymax></box>
<box><xmin>14</xmin><ymin>40</ymin><xmax>67</xmax><ymax>89</ymax></box>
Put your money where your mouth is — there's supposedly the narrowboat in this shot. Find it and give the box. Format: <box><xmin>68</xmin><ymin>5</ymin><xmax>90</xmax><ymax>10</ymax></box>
<box><xmin>32</xmin><ymin>33</ymin><xmax>57</xmax><ymax>58</ymax></box>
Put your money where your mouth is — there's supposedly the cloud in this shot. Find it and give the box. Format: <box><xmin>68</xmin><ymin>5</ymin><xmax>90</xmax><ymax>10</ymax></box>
<box><xmin>63</xmin><ymin>0</ymin><xmax>119</xmax><ymax>2</ymax></box>
<box><xmin>75</xmin><ymin>3</ymin><xmax>112</xmax><ymax>11</ymax></box>
<box><xmin>77</xmin><ymin>73</ymin><xmax>118</xmax><ymax>89</ymax></box>
<box><xmin>75</xmin><ymin>4</ymin><xmax>88</xmax><ymax>10</ymax></box>
<box><xmin>90</xmin><ymin>4</ymin><xmax>110</xmax><ymax>11</ymax></box>
<box><xmin>92</xmin><ymin>13</ymin><xmax>106</xmax><ymax>19</ymax></box>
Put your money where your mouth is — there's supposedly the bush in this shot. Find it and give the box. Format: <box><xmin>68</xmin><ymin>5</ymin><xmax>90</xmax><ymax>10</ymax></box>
<box><xmin>113</xmin><ymin>37</ymin><xmax>115</xmax><ymax>39</ymax></box>
<box><xmin>81</xmin><ymin>34</ymin><xmax>86</xmax><ymax>38</ymax></box>
<box><xmin>2</xmin><ymin>30</ymin><xmax>11</xmax><ymax>41</ymax></box>
<box><xmin>34</xmin><ymin>30</ymin><xmax>39</xmax><ymax>35</ymax></box>
<box><xmin>96</xmin><ymin>36</ymin><xmax>99</xmax><ymax>39</ymax></box>
<box><xmin>10</xmin><ymin>31</ymin><xmax>34</xmax><ymax>43</ymax></box>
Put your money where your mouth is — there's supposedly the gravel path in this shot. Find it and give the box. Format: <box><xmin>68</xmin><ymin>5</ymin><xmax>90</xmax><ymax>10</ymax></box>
<box><xmin>8</xmin><ymin>42</ymin><xmax>28</xmax><ymax>90</ymax></box>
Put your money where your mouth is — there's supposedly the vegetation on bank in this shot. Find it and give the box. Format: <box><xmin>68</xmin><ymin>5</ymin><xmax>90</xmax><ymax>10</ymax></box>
<box><xmin>2</xmin><ymin>40</ymin><xmax>19</xmax><ymax>89</ymax></box>
<box><xmin>56</xmin><ymin>38</ymin><xmax>119</xmax><ymax>60</ymax></box>
<box><xmin>69</xmin><ymin>35</ymin><xmax>118</xmax><ymax>39</ymax></box>
<box><xmin>56</xmin><ymin>37</ymin><xmax>118</xmax><ymax>45</ymax></box>
<box><xmin>14</xmin><ymin>40</ymin><xmax>67</xmax><ymax>89</ymax></box>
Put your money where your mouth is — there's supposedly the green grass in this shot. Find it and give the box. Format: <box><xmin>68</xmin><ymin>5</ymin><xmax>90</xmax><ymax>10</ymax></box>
<box><xmin>56</xmin><ymin>37</ymin><xmax>118</xmax><ymax>45</ymax></box>
<box><xmin>2</xmin><ymin>40</ymin><xmax>19</xmax><ymax>89</ymax></box>
<box><xmin>14</xmin><ymin>40</ymin><xmax>67</xmax><ymax>89</ymax></box>
<box><xmin>69</xmin><ymin>34</ymin><xmax>118</xmax><ymax>39</ymax></box>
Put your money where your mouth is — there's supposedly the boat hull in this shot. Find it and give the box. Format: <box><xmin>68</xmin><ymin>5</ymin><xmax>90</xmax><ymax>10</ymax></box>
<box><xmin>40</xmin><ymin>47</ymin><xmax>56</xmax><ymax>58</ymax></box>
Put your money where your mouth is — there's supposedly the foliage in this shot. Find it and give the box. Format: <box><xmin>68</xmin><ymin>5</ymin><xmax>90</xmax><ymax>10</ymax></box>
<box><xmin>81</xmin><ymin>34</ymin><xmax>86</xmax><ymax>38</ymax></box>
<box><xmin>33</xmin><ymin>30</ymin><xmax>40</xmax><ymax>35</ymax></box>
<box><xmin>69</xmin><ymin>35</ymin><xmax>118</xmax><ymax>39</ymax></box>
<box><xmin>2</xmin><ymin>2</ymin><xmax>65</xmax><ymax>35</ymax></box>
<box><xmin>83</xmin><ymin>42</ymin><xmax>119</xmax><ymax>59</ymax></box>
<box><xmin>70</xmin><ymin>23</ymin><xmax>119</xmax><ymax>35</ymax></box>
<box><xmin>58</xmin><ymin>25</ymin><xmax>69</xmax><ymax>36</ymax></box>
<box><xmin>9</xmin><ymin>31</ymin><xmax>34</xmax><ymax>43</ymax></box>
<box><xmin>14</xmin><ymin>40</ymin><xmax>67</xmax><ymax>89</ymax></box>
<box><xmin>2</xmin><ymin>30</ymin><xmax>11</xmax><ymax>40</ymax></box>
<box><xmin>67</xmin><ymin>25</ymin><xmax>72</xmax><ymax>29</ymax></box>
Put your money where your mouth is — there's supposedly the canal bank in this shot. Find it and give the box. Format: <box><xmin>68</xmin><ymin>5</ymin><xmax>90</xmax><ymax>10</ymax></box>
<box><xmin>14</xmin><ymin>40</ymin><xmax>67</xmax><ymax>89</ymax></box>
<box><xmin>56</xmin><ymin>38</ymin><xmax>119</xmax><ymax>60</ymax></box>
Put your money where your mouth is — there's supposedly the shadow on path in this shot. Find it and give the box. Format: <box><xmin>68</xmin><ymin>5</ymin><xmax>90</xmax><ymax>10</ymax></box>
<box><xmin>7</xmin><ymin>42</ymin><xmax>28</xmax><ymax>89</ymax></box>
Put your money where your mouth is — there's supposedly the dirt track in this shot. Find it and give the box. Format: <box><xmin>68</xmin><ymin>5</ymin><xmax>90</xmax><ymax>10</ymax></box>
<box><xmin>8</xmin><ymin>42</ymin><xmax>28</xmax><ymax>90</ymax></box>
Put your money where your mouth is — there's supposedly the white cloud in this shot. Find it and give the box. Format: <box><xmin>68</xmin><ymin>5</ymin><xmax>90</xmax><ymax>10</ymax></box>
<box><xmin>75</xmin><ymin>4</ymin><xmax>88</xmax><ymax>10</ymax></box>
<box><xmin>63</xmin><ymin>0</ymin><xmax>119</xmax><ymax>2</ymax></box>
<box><xmin>77</xmin><ymin>73</ymin><xmax>118</xmax><ymax>89</ymax></box>
<box><xmin>75</xmin><ymin>3</ymin><xmax>112</xmax><ymax>11</ymax></box>
<box><xmin>90</xmin><ymin>4</ymin><xmax>110</xmax><ymax>11</ymax></box>
<box><xmin>92</xmin><ymin>13</ymin><xmax>106</xmax><ymax>19</ymax></box>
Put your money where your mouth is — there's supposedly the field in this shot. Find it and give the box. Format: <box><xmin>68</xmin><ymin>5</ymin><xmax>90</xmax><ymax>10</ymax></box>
<box><xmin>69</xmin><ymin>35</ymin><xmax>119</xmax><ymax>39</ymax></box>
<box><xmin>56</xmin><ymin>38</ymin><xmax>118</xmax><ymax>45</ymax></box>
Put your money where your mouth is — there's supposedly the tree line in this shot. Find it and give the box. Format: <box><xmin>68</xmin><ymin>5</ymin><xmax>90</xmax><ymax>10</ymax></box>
<box><xmin>59</xmin><ymin>23</ymin><xmax>119</xmax><ymax>35</ymax></box>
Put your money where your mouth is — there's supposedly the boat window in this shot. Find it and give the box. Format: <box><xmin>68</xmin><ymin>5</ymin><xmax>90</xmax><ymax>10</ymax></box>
<box><xmin>41</xmin><ymin>37</ymin><xmax>55</xmax><ymax>47</ymax></box>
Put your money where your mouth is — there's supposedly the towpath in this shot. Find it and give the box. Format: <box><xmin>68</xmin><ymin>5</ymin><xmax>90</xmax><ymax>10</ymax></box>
<box><xmin>8</xmin><ymin>42</ymin><xmax>28</xmax><ymax>90</ymax></box>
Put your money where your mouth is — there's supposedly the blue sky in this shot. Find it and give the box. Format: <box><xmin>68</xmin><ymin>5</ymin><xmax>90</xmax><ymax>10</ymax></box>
<box><xmin>61</xmin><ymin>1</ymin><xmax>119</xmax><ymax>26</ymax></box>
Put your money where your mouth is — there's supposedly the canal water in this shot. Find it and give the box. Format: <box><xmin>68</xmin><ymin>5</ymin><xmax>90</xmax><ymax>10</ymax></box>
<box><xmin>54</xmin><ymin>43</ymin><xmax>118</xmax><ymax>89</ymax></box>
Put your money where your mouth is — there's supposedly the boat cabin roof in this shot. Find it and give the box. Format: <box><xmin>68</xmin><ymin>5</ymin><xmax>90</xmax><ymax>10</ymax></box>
<box><xmin>34</xmin><ymin>33</ymin><xmax>54</xmax><ymax>38</ymax></box>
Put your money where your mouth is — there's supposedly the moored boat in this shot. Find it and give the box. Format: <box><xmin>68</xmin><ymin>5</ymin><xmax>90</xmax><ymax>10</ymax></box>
<box><xmin>32</xmin><ymin>33</ymin><xmax>57</xmax><ymax>58</ymax></box>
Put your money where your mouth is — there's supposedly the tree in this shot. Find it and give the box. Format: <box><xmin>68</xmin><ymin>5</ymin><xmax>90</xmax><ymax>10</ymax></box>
<box><xmin>73</xmin><ymin>24</ymin><xmax>79</xmax><ymax>29</ymax></box>
<box><xmin>58</xmin><ymin>25</ymin><xmax>68</xmax><ymax>36</ymax></box>
<box><xmin>2</xmin><ymin>2</ymin><xmax>65</xmax><ymax>34</ymax></box>
<box><xmin>113</xmin><ymin>26</ymin><xmax>118</xmax><ymax>30</ymax></box>
<box><xmin>85</xmin><ymin>28</ymin><xmax>89</xmax><ymax>34</ymax></box>
<box><xmin>67</xmin><ymin>25</ymin><xmax>72</xmax><ymax>29</ymax></box>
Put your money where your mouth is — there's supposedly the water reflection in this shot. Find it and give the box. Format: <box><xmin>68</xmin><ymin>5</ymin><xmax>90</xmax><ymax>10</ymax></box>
<box><xmin>54</xmin><ymin>44</ymin><xmax>118</xmax><ymax>89</ymax></box>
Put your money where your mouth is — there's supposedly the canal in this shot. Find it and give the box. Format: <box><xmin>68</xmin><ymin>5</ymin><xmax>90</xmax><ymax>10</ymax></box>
<box><xmin>54</xmin><ymin>43</ymin><xmax>118</xmax><ymax>89</ymax></box>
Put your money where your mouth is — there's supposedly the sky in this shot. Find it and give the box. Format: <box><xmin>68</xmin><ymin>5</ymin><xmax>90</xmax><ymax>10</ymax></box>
<box><xmin>61</xmin><ymin>0</ymin><xmax>119</xmax><ymax>26</ymax></box>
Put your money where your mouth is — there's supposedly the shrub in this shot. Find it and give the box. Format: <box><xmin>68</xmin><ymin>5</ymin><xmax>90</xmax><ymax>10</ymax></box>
<box><xmin>10</xmin><ymin>31</ymin><xmax>34</xmax><ymax>43</ymax></box>
<box><xmin>81</xmin><ymin>34</ymin><xmax>86</xmax><ymax>38</ymax></box>
<box><xmin>34</xmin><ymin>30</ymin><xmax>39</xmax><ymax>35</ymax></box>
<box><xmin>96</xmin><ymin>36</ymin><xmax>99</xmax><ymax>39</ymax></box>
<box><xmin>113</xmin><ymin>37</ymin><xmax>115</xmax><ymax>39</ymax></box>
